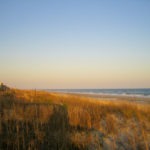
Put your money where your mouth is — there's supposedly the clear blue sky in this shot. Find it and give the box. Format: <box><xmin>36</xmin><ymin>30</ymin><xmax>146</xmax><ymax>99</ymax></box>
<box><xmin>0</xmin><ymin>0</ymin><xmax>150</xmax><ymax>89</ymax></box>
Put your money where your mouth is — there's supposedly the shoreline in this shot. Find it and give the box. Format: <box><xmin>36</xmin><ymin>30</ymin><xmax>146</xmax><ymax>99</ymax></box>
<box><xmin>49</xmin><ymin>91</ymin><xmax>150</xmax><ymax>104</ymax></box>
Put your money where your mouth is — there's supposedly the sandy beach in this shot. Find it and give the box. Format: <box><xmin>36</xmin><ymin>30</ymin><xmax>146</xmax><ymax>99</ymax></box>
<box><xmin>51</xmin><ymin>92</ymin><xmax>150</xmax><ymax>104</ymax></box>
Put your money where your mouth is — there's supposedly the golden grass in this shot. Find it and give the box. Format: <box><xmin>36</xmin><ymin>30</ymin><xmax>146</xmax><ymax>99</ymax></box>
<box><xmin>0</xmin><ymin>89</ymin><xmax>150</xmax><ymax>149</ymax></box>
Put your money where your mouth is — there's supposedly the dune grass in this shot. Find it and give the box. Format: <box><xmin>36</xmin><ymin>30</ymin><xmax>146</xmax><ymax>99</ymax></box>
<box><xmin>0</xmin><ymin>89</ymin><xmax>150</xmax><ymax>149</ymax></box>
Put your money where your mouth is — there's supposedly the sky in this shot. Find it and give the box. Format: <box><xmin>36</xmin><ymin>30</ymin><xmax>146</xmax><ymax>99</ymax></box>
<box><xmin>0</xmin><ymin>0</ymin><xmax>150</xmax><ymax>89</ymax></box>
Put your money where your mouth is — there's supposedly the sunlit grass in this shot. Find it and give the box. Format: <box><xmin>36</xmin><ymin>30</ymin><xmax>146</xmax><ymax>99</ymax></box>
<box><xmin>0</xmin><ymin>89</ymin><xmax>150</xmax><ymax>149</ymax></box>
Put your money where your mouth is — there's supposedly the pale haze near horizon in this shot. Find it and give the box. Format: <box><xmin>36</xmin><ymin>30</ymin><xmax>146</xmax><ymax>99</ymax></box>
<box><xmin>0</xmin><ymin>0</ymin><xmax>150</xmax><ymax>89</ymax></box>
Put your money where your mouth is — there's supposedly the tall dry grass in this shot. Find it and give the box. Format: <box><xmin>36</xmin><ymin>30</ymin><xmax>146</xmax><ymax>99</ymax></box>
<box><xmin>0</xmin><ymin>89</ymin><xmax>150</xmax><ymax>149</ymax></box>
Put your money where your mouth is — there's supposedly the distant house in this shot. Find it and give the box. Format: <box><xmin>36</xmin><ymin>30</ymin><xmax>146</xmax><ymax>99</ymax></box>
<box><xmin>0</xmin><ymin>82</ymin><xmax>3</xmax><ymax>88</ymax></box>
<box><xmin>0</xmin><ymin>82</ymin><xmax>9</xmax><ymax>91</ymax></box>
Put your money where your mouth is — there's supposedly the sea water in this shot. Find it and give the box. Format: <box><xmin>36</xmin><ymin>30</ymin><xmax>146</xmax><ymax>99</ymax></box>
<box><xmin>46</xmin><ymin>88</ymin><xmax>150</xmax><ymax>98</ymax></box>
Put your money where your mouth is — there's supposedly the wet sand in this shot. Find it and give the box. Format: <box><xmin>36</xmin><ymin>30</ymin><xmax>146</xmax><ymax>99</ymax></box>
<box><xmin>52</xmin><ymin>92</ymin><xmax>150</xmax><ymax>104</ymax></box>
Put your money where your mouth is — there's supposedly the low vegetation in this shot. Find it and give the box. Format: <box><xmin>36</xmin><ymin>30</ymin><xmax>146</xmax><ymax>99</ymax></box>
<box><xmin>0</xmin><ymin>89</ymin><xmax>150</xmax><ymax>150</ymax></box>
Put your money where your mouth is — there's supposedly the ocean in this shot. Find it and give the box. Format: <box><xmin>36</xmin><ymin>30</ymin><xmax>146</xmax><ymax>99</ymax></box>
<box><xmin>46</xmin><ymin>88</ymin><xmax>150</xmax><ymax>98</ymax></box>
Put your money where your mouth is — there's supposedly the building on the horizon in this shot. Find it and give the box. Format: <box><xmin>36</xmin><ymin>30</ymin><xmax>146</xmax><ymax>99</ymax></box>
<box><xmin>0</xmin><ymin>82</ymin><xmax>9</xmax><ymax>91</ymax></box>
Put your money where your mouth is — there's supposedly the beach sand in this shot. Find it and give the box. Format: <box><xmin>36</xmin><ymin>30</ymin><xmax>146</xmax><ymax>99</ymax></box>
<box><xmin>51</xmin><ymin>92</ymin><xmax>150</xmax><ymax>104</ymax></box>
